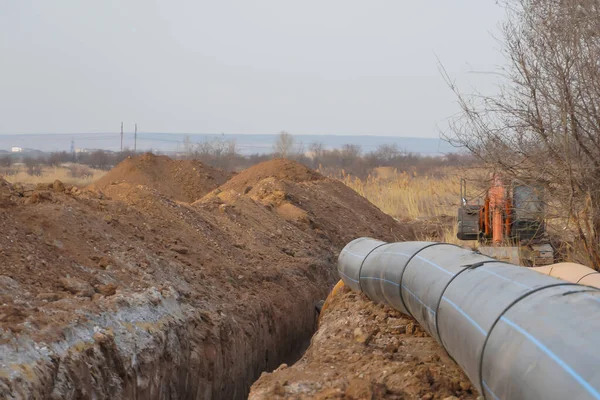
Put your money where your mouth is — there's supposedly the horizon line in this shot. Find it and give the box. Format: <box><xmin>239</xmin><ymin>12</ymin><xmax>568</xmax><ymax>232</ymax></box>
<box><xmin>0</xmin><ymin>131</ymin><xmax>444</xmax><ymax>140</ymax></box>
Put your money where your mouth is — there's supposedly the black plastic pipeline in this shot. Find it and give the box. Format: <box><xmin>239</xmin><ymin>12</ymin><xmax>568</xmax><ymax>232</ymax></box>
<box><xmin>338</xmin><ymin>238</ymin><xmax>600</xmax><ymax>400</ymax></box>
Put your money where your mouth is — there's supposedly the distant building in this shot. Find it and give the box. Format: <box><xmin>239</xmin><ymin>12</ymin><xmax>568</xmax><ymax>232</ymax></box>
<box><xmin>75</xmin><ymin>148</ymin><xmax>116</xmax><ymax>154</ymax></box>
<box><xmin>11</xmin><ymin>147</ymin><xmax>23</xmax><ymax>153</ymax></box>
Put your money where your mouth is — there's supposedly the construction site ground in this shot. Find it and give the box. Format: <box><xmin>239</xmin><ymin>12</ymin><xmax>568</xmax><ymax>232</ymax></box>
<box><xmin>250</xmin><ymin>288</ymin><xmax>478</xmax><ymax>400</ymax></box>
<box><xmin>0</xmin><ymin>154</ymin><xmax>476</xmax><ymax>399</ymax></box>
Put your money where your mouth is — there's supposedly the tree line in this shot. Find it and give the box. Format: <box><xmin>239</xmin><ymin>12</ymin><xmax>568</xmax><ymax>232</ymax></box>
<box><xmin>1</xmin><ymin>132</ymin><xmax>474</xmax><ymax>179</ymax></box>
<box><xmin>181</xmin><ymin>131</ymin><xmax>475</xmax><ymax>177</ymax></box>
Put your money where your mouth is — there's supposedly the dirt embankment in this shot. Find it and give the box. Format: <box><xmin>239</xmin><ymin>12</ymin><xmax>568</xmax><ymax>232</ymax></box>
<box><xmin>90</xmin><ymin>153</ymin><xmax>231</xmax><ymax>202</ymax></box>
<box><xmin>250</xmin><ymin>287</ymin><xmax>479</xmax><ymax>400</ymax></box>
<box><xmin>0</xmin><ymin>156</ymin><xmax>411</xmax><ymax>399</ymax></box>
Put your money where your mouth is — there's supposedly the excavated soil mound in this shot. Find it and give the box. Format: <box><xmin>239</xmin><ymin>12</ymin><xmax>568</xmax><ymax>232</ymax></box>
<box><xmin>250</xmin><ymin>288</ymin><xmax>479</xmax><ymax>400</ymax></box>
<box><xmin>91</xmin><ymin>152</ymin><xmax>231</xmax><ymax>202</ymax></box>
<box><xmin>0</xmin><ymin>158</ymin><xmax>414</xmax><ymax>399</ymax></box>
<box><xmin>216</xmin><ymin>158</ymin><xmax>323</xmax><ymax>193</ymax></box>
<box><xmin>200</xmin><ymin>159</ymin><xmax>414</xmax><ymax>248</ymax></box>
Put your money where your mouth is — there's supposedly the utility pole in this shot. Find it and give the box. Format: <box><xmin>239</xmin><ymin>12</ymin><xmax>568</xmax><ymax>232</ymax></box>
<box><xmin>134</xmin><ymin>123</ymin><xmax>137</xmax><ymax>153</ymax></box>
<box><xmin>70</xmin><ymin>138</ymin><xmax>75</xmax><ymax>161</ymax></box>
<box><xmin>120</xmin><ymin>122</ymin><xmax>124</xmax><ymax>152</ymax></box>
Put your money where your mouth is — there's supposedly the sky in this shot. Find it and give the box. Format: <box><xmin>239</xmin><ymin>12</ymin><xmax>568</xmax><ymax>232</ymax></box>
<box><xmin>0</xmin><ymin>1</ymin><xmax>506</xmax><ymax>137</ymax></box>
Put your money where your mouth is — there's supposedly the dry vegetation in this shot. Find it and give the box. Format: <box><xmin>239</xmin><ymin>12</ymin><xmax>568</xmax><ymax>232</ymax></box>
<box><xmin>1</xmin><ymin>165</ymin><xmax>106</xmax><ymax>186</ymax></box>
<box><xmin>335</xmin><ymin>165</ymin><xmax>590</xmax><ymax>262</ymax></box>
<box><xmin>338</xmin><ymin>169</ymin><xmax>459</xmax><ymax>219</ymax></box>
<box><xmin>326</xmin><ymin>167</ymin><xmax>481</xmax><ymax>247</ymax></box>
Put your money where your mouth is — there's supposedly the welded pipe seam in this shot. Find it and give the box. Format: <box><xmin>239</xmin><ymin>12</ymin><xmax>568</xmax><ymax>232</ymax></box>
<box><xmin>405</xmin><ymin>248</ymin><xmax>490</xmax><ymax>337</ymax></box>
<box><xmin>428</xmin><ymin>256</ymin><xmax>504</xmax><ymax>363</ymax></box>
<box><xmin>337</xmin><ymin>239</ymin><xmax>389</xmax><ymax>292</ymax></box>
<box><xmin>394</xmin><ymin>242</ymin><xmax>446</xmax><ymax>320</ymax></box>
<box><xmin>498</xmin><ymin>316</ymin><xmax>600</xmax><ymax>400</ymax></box>
<box><xmin>485</xmin><ymin>286</ymin><xmax>600</xmax><ymax>400</ymax></box>
<box><xmin>347</xmin><ymin>242</ymin><xmax>497</xmax><ymax>378</ymax></box>
<box><xmin>356</xmin><ymin>242</ymin><xmax>391</xmax><ymax>294</ymax></box>
<box><xmin>432</xmin><ymin>258</ymin><xmax>536</xmax><ymax>383</ymax></box>
<box><xmin>432</xmin><ymin>266</ymin><xmax>477</xmax><ymax>364</ymax></box>
<box><xmin>433</xmin><ymin>259</ymin><xmax>511</xmax><ymax>349</ymax></box>
<box><xmin>340</xmin><ymin>241</ymin><xmax>439</xmax><ymax>317</ymax></box>
<box><xmin>434</xmin><ymin>264</ymin><xmax>600</xmax><ymax>399</ymax></box>
<box><xmin>338</xmin><ymin>238</ymin><xmax>600</xmax><ymax>400</ymax></box>
<box><xmin>364</xmin><ymin>243</ymin><xmax>495</xmax><ymax>347</ymax></box>
<box><xmin>475</xmin><ymin>282</ymin><xmax>579</xmax><ymax>400</ymax></box>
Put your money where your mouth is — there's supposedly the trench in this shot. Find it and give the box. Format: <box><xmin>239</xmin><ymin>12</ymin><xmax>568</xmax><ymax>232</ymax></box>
<box><xmin>2</xmin><ymin>266</ymin><xmax>331</xmax><ymax>400</ymax></box>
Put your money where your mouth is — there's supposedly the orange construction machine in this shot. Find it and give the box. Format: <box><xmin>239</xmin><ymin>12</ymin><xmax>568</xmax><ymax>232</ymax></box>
<box><xmin>457</xmin><ymin>174</ymin><xmax>554</xmax><ymax>266</ymax></box>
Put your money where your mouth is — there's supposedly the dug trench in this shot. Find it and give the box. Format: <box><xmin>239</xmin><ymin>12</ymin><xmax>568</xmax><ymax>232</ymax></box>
<box><xmin>0</xmin><ymin>155</ymin><xmax>413</xmax><ymax>399</ymax></box>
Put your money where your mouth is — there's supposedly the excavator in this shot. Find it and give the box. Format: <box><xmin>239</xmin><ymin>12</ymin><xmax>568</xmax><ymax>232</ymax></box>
<box><xmin>457</xmin><ymin>173</ymin><xmax>554</xmax><ymax>266</ymax></box>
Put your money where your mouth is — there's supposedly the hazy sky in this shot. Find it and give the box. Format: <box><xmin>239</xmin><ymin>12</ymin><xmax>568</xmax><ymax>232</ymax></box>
<box><xmin>0</xmin><ymin>1</ymin><xmax>506</xmax><ymax>137</ymax></box>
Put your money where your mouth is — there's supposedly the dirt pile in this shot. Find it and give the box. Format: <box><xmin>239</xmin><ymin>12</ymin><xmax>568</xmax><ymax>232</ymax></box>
<box><xmin>200</xmin><ymin>159</ymin><xmax>414</xmax><ymax>248</ymax></box>
<box><xmin>91</xmin><ymin>152</ymin><xmax>231</xmax><ymax>202</ymax></box>
<box><xmin>250</xmin><ymin>288</ymin><xmax>479</xmax><ymax>400</ymax></box>
<box><xmin>216</xmin><ymin>158</ymin><xmax>323</xmax><ymax>191</ymax></box>
<box><xmin>0</xmin><ymin>158</ymin><xmax>413</xmax><ymax>399</ymax></box>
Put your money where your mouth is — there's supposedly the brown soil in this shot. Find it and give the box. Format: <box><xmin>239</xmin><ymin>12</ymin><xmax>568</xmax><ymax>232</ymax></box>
<box><xmin>217</xmin><ymin>158</ymin><xmax>323</xmax><ymax>191</ymax></box>
<box><xmin>250</xmin><ymin>287</ymin><xmax>479</xmax><ymax>400</ymax></box>
<box><xmin>90</xmin><ymin>152</ymin><xmax>231</xmax><ymax>202</ymax></box>
<box><xmin>201</xmin><ymin>159</ymin><xmax>414</xmax><ymax>248</ymax></box>
<box><xmin>0</xmin><ymin>157</ymin><xmax>412</xmax><ymax>399</ymax></box>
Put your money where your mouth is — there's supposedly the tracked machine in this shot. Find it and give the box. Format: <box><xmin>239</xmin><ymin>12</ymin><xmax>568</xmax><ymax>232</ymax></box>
<box><xmin>457</xmin><ymin>174</ymin><xmax>554</xmax><ymax>266</ymax></box>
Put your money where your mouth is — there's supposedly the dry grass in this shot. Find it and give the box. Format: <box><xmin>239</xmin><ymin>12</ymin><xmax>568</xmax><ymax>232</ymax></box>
<box><xmin>1</xmin><ymin>165</ymin><xmax>106</xmax><ymax>187</ymax></box>
<box><xmin>339</xmin><ymin>170</ymin><xmax>460</xmax><ymax>220</ymax></box>
<box><xmin>332</xmin><ymin>167</ymin><xmax>479</xmax><ymax>247</ymax></box>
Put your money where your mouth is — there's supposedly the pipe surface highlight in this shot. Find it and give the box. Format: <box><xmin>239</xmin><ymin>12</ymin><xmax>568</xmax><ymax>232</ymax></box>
<box><xmin>338</xmin><ymin>238</ymin><xmax>600</xmax><ymax>400</ymax></box>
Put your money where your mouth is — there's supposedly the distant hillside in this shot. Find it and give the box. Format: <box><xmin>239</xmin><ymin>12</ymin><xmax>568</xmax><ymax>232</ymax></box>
<box><xmin>0</xmin><ymin>133</ymin><xmax>458</xmax><ymax>155</ymax></box>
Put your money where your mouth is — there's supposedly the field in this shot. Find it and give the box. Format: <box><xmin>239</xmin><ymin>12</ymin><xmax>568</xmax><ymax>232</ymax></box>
<box><xmin>330</xmin><ymin>167</ymin><xmax>480</xmax><ymax>248</ymax></box>
<box><xmin>340</xmin><ymin>170</ymin><xmax>459</xmax><ymax>219</ymax></box>
<box><xmin>1</xmin><ymin>165</ymin><xmax>106</xmax><ymax>186</ymax></box>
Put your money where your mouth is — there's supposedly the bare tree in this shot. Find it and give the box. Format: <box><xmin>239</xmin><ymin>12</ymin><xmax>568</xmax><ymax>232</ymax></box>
<box><xmin>183</xmin><ymin>135</ymin><xmax>194</xmax><ymax>158</ymax></box>
<box><xmin>373</xmin><ymin>143</ymin><xmax>402</xmax><ymax>164</ymax></box>
<box><xmin>340</xmin><ymin>144</ymin><xmax>362</xmax><ymax>168</ymax></box>
<box><xmin>274</xmin><ymin>131</ymin><xmax>294</xmax><ymax>158</ymax></box>
<box><xmin>308</xmin><ymin>141</ymin><xmax>324</xmax><ymax>158</ymax></box>
<box><xmin>87</xmin><ymin>150</ymin><xmax>111</xmax><ymax>170</ymax></box>
<box><xmin>23</xmin><ymin>157</ymin><xmax>43</xmax><ymax>176</ymax></box>
<box><xmin>193</xmin><ymin>134</ymin><xmax>239</xmax><ymax>170</ymax></box>
<box><xmin>0</xmin><ymin>155</ymin><xmax>12</xmax><ymax>168</ymax></box>
<box><xmin>46</xmin><ymin>151</ymin><xmax>70</xmax><ymax>166</ymax></box>
<box><xmin>445</xmin><ymin>0</ymin><xmax>600</xmax><ymax>266</ymax></box>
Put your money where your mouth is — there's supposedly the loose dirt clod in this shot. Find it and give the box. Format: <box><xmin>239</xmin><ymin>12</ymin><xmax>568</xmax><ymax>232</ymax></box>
<box><xmin>53</xmin><ymin>179</ymin><xmax>65</xmax><ymax>192</ymax></box>
<box><xmin>96</xmin><ymin>283</ymin><xmax>118</xmax><ymax>296</ymax></box>
<box><xmin>59</xmin><ymin>277</ymin><xmax>95</xmax><ymax>297</ymax></box>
